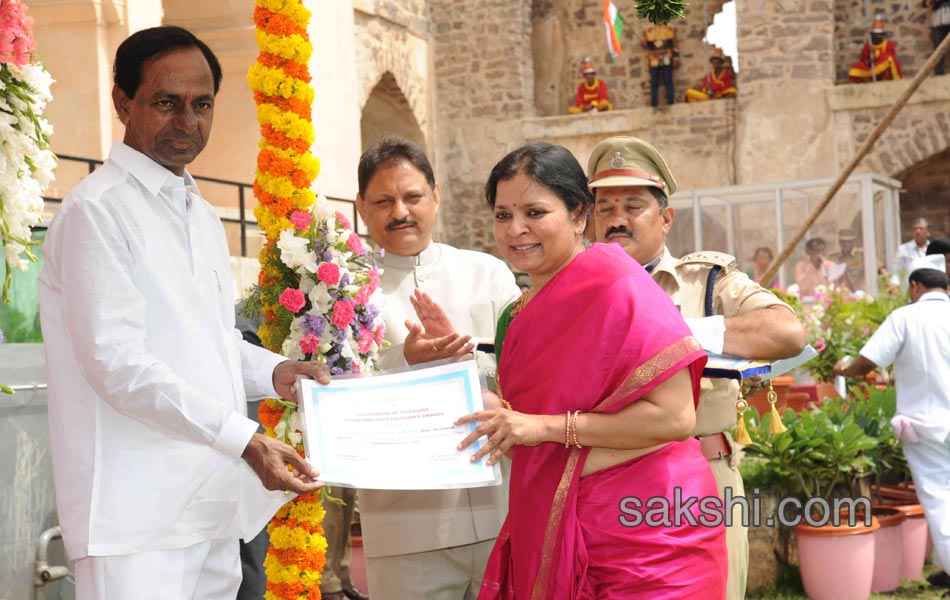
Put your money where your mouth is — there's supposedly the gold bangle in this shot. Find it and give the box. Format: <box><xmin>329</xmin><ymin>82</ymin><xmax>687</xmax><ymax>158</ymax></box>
<box><xmin>564</xmin><ymin>411</ymin><xmax>571</xmax><ymax>448</ymax></box>
<box><xmin>572</xmin><ymin>410</ymin><xmax>583</xmax><ymax>449</ymax></box>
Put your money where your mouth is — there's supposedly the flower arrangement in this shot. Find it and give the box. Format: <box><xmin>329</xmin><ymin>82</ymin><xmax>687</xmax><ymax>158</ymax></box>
<box><xmin>0</xmin><ymin>0</ymin><xmax>56</xmax><ymax>304</ymax></box>
<box><xmin>246</xmin><ymin>1</ymin><xmax>383</xmax><ymax>597</ymax></box>
<box><xmin>788</xmin><ymin>283</ymin><xmax>906</xmax><ymax>382</ymax></box>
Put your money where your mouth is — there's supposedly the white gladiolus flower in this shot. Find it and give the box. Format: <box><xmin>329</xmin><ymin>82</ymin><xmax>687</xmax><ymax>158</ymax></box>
<box><xmin>1</xmin><ymin>60</ymin><xmax>57</xmax><ymax>295</ymax></box>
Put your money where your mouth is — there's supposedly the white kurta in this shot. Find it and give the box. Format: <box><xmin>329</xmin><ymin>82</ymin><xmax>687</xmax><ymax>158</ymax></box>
<box><xmin>359</xmin><ymin>242</ymin><xmax>520</xmax><ymax>558</ymax></box>
<box><xmin>39</xmin><ymin>142</ymin><xmax>288</xmax><ymax>561</ymax></box>
<box><xmin>859</xmin><ymin>290</ymin><xmax>950</xmax><ymax>571</ymax></box>
<box><xmin>894</xmin><ymin>240</ymin><xmax>930</xmax><ymax>272</ymax></box>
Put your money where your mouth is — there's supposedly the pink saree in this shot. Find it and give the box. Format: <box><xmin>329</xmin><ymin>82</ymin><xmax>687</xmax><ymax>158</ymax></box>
<box><xmin>480</xmin><ymin>243</ymin><xmax>727</xmax><ymax>600</ymax></box>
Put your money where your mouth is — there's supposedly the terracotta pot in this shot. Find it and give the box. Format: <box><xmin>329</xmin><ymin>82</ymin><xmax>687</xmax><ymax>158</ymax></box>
<box><xmin>349</xmin><ymin>535</ymin><xmax>370</xmax><ymax>594</ymax></box>
<box><xmin>794</xmin><ymin>516</ymin><xmax>879</xmax><ymax>600</ymax></box>
<box><xmin>861</xmin><ymin>507</ymin><xmax>906</xmax><ymax>592</ymax></box>
<box><xmin>814</xmin><ymin>381</ymin><xmax>840</xmax><ymax>404</ymax></box>
<box><xmin>746</xmin><ymin>375</ymin><xmax>795</xmax><ymax>416</ymax></box>
<box><xmin>785</xmin><ymin>392</ymin><xmax>811</xmax><ymax>413</ymax></box>
<box><xmin>872</xmin><ymin>484</ymin><xmax>919</xmax><ymax>504</ymax></box>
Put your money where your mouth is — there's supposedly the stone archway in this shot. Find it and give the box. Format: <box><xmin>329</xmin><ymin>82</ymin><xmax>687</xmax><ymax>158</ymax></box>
<box><xmin>896</xmin><ymin>147</ymin><xmax>950</xmax><ymax>239</ymax></box>
<box><xmin>360</xmin><ymin>72</ymin><xmax>425</xmax><ymax>152</ymax></box>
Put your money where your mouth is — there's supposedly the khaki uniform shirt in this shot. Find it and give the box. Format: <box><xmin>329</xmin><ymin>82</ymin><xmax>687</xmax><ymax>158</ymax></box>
<box><xmin>652</xmin><ymin>248</ymin><xmax>791</xmax><ymax>436</ymax></box>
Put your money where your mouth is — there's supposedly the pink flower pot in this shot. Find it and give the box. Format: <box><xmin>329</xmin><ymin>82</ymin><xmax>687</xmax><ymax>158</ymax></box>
<box><xmin>795</xmin><ymin>517</ymin><xmax>879</xmax><ymax>600</ymax></box>
<box><xmin>889</xmin><ymin>505</ymin><xmax>929</xmax><ymax>580</ymax></box>
<box><xmin>866</xmin><ymin>507</ymin><xmax>905</xmax><ymax>592</ymax></box>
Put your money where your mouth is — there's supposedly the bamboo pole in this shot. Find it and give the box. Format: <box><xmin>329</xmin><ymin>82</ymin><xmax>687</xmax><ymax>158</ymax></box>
<box><xmin>760</xmin><ymin>31</ymin><xmax>950</xmax><ymax>288</ymax></box>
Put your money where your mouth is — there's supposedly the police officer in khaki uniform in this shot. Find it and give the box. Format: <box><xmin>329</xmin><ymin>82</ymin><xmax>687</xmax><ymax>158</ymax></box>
<box><xmin>830</xmin><ymin>227</ymin><xmax>863</xmax><ymax>291</ymax></box>
<box><xmin>587</xmin><ymin>136</ymin><xmax>806</xmax><ymax>600</ymax></box>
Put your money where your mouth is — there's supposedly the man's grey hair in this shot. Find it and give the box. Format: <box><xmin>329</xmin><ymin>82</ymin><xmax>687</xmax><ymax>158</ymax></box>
<box><xmin>913</xmin><ymin>217</ymin><xmax>931</xmax><ymax>228</ymax></box>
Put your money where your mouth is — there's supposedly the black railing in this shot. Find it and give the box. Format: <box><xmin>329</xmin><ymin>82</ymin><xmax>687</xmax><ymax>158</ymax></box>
<box><xmin>45</xmin><ymin>154</ymin><xmax>362</xmax><ymax>258</ymax></box>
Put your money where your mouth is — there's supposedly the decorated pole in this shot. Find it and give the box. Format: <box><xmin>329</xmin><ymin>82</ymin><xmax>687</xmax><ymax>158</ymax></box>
<box><xmin>247</xmin><ymin>1</ymin><xmax>385</xmax><ymax>598</ymax></box>
<box><xmin>248</xmin><ymin>2</ymin><xmax>327</xmax><ymax>598</ymax></box>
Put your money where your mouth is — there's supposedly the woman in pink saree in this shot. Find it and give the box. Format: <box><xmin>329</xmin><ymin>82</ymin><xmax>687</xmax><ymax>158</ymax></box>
<box><xmin>456</xmin><ymin>142</ymin><xmax>726</xmax><ymax>599</ymax></box>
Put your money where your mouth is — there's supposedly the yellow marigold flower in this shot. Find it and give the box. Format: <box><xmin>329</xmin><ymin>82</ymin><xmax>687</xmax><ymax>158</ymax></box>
<box><xmin>300</xmin><ymin>570</ymin><xmax>322</xmax><ymax>587</ymax></box>
<box><xmin>256</xmin><ymin>31</ymin><xmax>312</xmax><ymax>62</ymax></box>
<box><xmin>257</xmin><ymin>105</ymin><xmax>315</xmax><ymax>143</ymax></box>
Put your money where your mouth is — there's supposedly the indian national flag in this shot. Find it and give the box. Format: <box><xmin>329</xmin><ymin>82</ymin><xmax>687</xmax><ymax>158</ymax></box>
<box><xmin>603</xmin><ymin>0</ymin><xmax>624</xmax><ymax>62</ymax></box>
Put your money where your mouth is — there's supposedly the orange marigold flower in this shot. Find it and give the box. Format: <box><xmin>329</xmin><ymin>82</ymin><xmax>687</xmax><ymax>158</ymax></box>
<box><xmin>254</xmin><ymin>6</ymin><xmax>306</xmax><ymax>38</ymax></box>
<box><xmin>258</xmin><ymin>401</ymin><xmax>283</xmax><ymax>430</ymax></box>
<box><xmin>291</xmin><ymin>170</ymin><xmax>311</xmax><ymax>188</ymax></box>
<box><xmin>255</xmin><ymin>91</ymin><xmax>312</xmax><ymax>120</ymax></box>
<box><xmin>266</xmin><ymin>581</ymin><xmax>307</xmax><ymax>600</ymax></box>
<box><xmin>258</xmin><ymin>149</ymin><xmax>296</xmax><ymax>178</ymax></box>
<box><xmin>262</xmin><ymin>124</ymin><xmax>311</xmax><ymax>153</ymax></box>
<box><xmin>258</xmin><ymin>52</ymin><xmax>312</xmax><ymax>83</ymax></box>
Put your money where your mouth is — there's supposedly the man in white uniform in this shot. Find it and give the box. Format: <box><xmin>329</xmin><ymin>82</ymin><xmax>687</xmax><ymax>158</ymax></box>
<box><xmin>39</xmin><ymin>27</ymin><xmax>328</xmax><ymax>599</ymax></box>
<box><xmin>355</xmin><ymin>136</ymin><xmax>520</xmax><ymax>599</ymax></box>
<box><xmin>835</xmin><ymin>254</ymin><xmax>950</xmax><ymax>591</ymax></box>
<box><xmin>895</xmin><ymin>217</ymin><xmax>931</xmax><ymax>272</ymax></box>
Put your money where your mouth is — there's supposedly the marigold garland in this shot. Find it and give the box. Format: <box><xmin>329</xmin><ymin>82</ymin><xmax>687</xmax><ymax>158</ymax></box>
<box><xmin>248</xmin><ymin>1</ymin><xmax>325</xmax><ymax>597</ymax></box>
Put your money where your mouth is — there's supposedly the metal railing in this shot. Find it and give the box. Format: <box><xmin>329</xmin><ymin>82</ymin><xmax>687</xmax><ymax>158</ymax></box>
<box><xmin>45</xmin><ymin>154</ymin><xmax>362</xmax><ymax>258</ymax></box>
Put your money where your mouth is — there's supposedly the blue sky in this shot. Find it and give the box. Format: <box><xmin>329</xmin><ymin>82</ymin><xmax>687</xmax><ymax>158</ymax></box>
<box><xmin>705</xmin><ymin>1</ymin><xmax>739</xmax><ymax>71</ymax></box>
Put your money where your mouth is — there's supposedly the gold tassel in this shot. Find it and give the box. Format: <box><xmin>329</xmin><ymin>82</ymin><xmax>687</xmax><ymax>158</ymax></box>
<box><xmin>768</xmin><ymin>381</ymin><xmax>788</xmax><ymax>434</ymax></box>
<box><xmin>733</xmin><ymin>391</ymin><xmax>753</xmax><ymax>445</ymax></box>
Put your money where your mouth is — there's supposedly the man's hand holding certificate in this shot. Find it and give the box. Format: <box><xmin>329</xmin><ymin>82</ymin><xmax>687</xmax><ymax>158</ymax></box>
<box><xmin>297</xmin><ymin>358</ymin><xmax>502</xmax><ymax>490</ymax></box>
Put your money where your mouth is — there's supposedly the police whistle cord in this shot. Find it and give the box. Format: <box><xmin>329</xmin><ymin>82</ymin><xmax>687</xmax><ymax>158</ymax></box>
<box><xmin>760</xmin><ymin>30</ymin><xmax>950</xmax><ymax>288</ymax></box>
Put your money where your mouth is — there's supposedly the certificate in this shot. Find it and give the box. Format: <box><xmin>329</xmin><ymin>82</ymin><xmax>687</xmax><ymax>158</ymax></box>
<box><xmin>297</xmin><ymin>359</ymin><xmax>502</xmax><ymax>490</ymax></box>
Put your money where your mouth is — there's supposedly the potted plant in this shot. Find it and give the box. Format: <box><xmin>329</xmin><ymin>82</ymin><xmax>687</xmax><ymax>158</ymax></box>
<box><xmin>781</xmin><ymin>284</ymin><xmax>905</xmax><ymax>402</ymax></box>
<box><xmin>744</xmin><ymin>405</ymin><xmax>880</xmax><ymax>599</ymax></box>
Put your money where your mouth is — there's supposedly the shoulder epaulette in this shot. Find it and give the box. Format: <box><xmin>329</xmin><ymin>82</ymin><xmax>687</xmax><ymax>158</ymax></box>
<box><xmin>676</xmin><ymin>251</ymin><xmax>738</xmax><ymax>272</ymax></box>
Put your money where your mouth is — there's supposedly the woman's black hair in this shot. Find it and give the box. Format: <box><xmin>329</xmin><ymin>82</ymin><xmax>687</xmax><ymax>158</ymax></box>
<box><xmin>485</xmin><ymin>142</ymin><xmax>593</xmax><ymax>222</ymax></box>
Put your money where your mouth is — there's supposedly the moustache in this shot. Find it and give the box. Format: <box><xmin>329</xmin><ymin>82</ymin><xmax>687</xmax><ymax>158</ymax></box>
<box><xmin>386</xmin><ymin>218</ymin><xmax>418</xmax><ymax>231</ymax></box>
<box><xmin>605</xmin><ymin>226</ymin><xmax>632</xmax><ymax>238</ymax></box>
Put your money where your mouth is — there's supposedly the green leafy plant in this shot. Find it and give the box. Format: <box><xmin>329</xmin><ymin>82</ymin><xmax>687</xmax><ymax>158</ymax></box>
<box><xmin>635</xmin><ymin>0</ymin><xmax>688</xmax><ymax>24</ymax></box>
<box><xmin>743</xmin><ymin>404</ymin><xmax>877</xmax><ymax>519</ymax></box>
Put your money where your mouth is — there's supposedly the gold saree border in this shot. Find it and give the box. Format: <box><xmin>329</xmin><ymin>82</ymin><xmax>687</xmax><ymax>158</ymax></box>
<box><xmin>531</xmin><ymin>448</ymin><xmax>581</xmax><ymax>600</ymax></box>
<box><xmin>596</xmin><ymin>336</ymin><xmax>703</xmax><ymax>413</ymax></box>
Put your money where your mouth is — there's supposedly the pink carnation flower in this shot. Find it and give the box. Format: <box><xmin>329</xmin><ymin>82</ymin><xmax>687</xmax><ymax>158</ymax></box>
<box><xmin>347</xmin><ymin>233</ymin><xmax>365</xmax><ymax>256</ymax></box>
<box><xmin>0</xmin><ymin>0</ymin><xmax>36</xmax><ymax>66</ymax></box>
<box><xmin>317</xmin><ymin>262</ymin><xmax>341</xmax><ymax>286</ymax></box>
<box><xmin>351</xmin><ymin>361</ymin><xmax>361</xmax><ymax>374</ymax></box>
<box><xmin>332</xmin><ymin>300</ymin><xmax>356</xmax><ymax>329</ymax></box>
<box><xmin>299</xmin><ymin>333</ymin><xmax>321</xmax><ymax>355</ymax></box>
<box><xmin>358</xmin><ymin>327</ymin><xmax>375</xmax><ymax>353</ymax></box>
<box><xmin>354</xmin><ymin>285</ymin><xmax>371</xmax><ymax>306</ymax></box>
<box><xmin>368</xmin><ymin>268</ymin><xmax>380</xmax><ymax>293</ymax></box>
<box><xmin>374</xmin><ymin>323</ymin><xmax>387</xmax><ymax>346</ymax></box>
<box><xmin>279</xmin><ymin>287</ymin><xmax>306</xmax><ymax>313</ymax></box>
<box><xmin>335</xmin><ymin>211</ymin><xmax>353</xmax><ymax>231</ymax></box>
<box><xmin>290</xmin><ymin>211</ymin><xmax>312</xmax><ymax>230</ymax></box>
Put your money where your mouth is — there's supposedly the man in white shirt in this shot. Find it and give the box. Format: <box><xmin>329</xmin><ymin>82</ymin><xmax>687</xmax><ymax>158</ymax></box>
<box><xmin>355</xmin><ymin>136</ymin><xmax>520</xmax><ymax>599</ymax></box>
<box><xmin>894</xmin><ymin>217</ymin><xmax>931</xmax><ymax>272</ymax></box>
<box><xmin>835</xmin><ymin>254</ymin><xmax>950</xmax><ymax>590</ymax></box>
<box><xmin>39</xmin><ymin>27</ymin><xmax>328</xmax><ymax>599</ymax></box>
